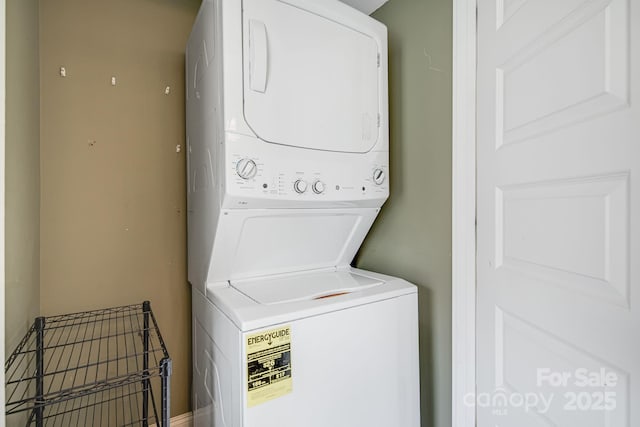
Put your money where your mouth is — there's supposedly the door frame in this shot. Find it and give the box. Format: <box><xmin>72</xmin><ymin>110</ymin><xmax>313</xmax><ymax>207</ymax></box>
<box><xmin>451</xmin><ymin>0</ymin><xmax>476</xmax><ymax>426</ymax></box>
<box><xmin>1</xmin><ymin>0</ymin><xmax>7</xmax><ymax>416</ymax></box>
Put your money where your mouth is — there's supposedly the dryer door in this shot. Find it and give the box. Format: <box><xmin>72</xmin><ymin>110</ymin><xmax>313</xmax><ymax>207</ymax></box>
<box><xmin>242</xmin><ymin>0</ymin><xmax>380</xmax><ymax>153</ymax></box>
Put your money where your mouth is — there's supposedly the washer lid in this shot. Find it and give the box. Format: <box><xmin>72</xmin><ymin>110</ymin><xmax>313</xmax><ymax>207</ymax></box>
<box><xmin>232</xmin><ymin>270</ymin><xmax>383</xmax><ymax>305</ymax></box>
<box><xmin>208</xmin><ymin>268</ymin><xmax>417</xmax><ymax>331</ymax></box>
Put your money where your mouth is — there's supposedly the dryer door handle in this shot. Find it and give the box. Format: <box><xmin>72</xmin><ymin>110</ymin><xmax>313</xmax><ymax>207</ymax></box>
<box><xmin>249</xmin><ymin>20</ymin><xmax>268</xmax><ymax>93</ymax></box>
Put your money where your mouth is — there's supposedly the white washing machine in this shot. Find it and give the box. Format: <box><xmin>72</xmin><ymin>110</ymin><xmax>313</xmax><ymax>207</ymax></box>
<box><xmin>186</xmin><ymin>0</ymin><xmax>420</xmax><ymax>426</ymax></box>
<box><xmin>192</xmin><ymin>268</ymin><xmax>419</xmax><ymax>427</ymax></box>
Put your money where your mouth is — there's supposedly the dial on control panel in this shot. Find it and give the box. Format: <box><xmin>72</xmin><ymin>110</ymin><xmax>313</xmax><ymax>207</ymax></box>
<box><xmin>294</xmin><ymin>179</ymin><xmax>308</xmax><ymax>194</ymax></box>
<box><xmin>312</xmin><ymin>180</ymin><xmax>325</xmax><ymax>194</ymax></box>
<box><xmin>236</xmin><ymin>158</ymin><xmax>257</xmax><ymax>180</ymax></box>
<box><xmin>373</xmin><ymin>169</ymin><xmax>386</xmax><ymax>185</ymax></box>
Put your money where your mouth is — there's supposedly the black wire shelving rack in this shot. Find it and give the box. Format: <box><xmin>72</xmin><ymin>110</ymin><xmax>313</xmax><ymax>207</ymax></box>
<box><xmin>5</xmin><ymin>301</ymin><xmax>171</xmax><ymax>427</ymax></box>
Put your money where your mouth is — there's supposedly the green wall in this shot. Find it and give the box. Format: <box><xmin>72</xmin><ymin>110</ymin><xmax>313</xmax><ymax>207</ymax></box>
<box><xmin>355</xmin><ymin>1</ymin><xmax>453</xmax><ymax>426</ymax></box>
<box><xmin>5</xmin><ymin>1</ymin><xmax>40</xmax><ymax>425</ymax></box>
<box><xmin>5</xmin><ymin>0</ymin><xmax>40</xmax><ymax>356</ymax></box>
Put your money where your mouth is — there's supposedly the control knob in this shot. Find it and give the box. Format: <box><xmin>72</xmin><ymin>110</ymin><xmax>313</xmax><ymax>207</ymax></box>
<box><xmin>294</xmin><ymin>179</ymin><xmax>308</xmax><ymax>193</ymax></box>
<box><xmin>312</xmin><ymin>180</ymin><xmax>326</xmax><ymax>194</ymax></box>
<box><xmin>236</xmin><ymin>158</ymin><xmax>257</xmax><ymax>180</ymax></box>
<box><xmin>373</xmin><ymin>169</ymin><xmax>386</xmax><ymax>185</ymax></box>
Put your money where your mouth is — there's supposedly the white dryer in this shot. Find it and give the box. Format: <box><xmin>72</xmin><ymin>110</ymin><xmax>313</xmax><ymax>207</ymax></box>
<box><xmin>186</xmin><ymin>0</ymin><xmax>420</xmax><ymax>425</ymax></box>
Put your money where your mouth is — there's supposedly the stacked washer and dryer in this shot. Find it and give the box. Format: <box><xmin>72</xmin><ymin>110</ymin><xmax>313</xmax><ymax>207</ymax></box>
<box><xmin>186</xmin><ymin>0</ymin><xmax>420</xmax><ymax>426</ymax></box>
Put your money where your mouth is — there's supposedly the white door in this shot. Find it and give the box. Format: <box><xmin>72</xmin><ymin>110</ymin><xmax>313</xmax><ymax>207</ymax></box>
<box><xmin>476</xmin><ymin>0</ymin><xmax>639</xmax><ymax>425</ymax></box>
<box><xmin>242</xmin><ymin>0</ymin><xmax>380</xmax><ymax>153</ymax></box>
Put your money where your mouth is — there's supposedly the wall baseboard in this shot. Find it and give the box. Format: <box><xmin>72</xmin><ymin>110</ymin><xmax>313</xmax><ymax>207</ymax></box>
<box><xmin>151</xmin><ymin>411</ymin><xmax>193</xmax><ymax>427</ymax></box>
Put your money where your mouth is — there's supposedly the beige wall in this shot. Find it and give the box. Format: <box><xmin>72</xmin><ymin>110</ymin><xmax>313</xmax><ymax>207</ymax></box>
<box><xmin>5</xmin><ymin>0</ymin><xmax>40</xmax><ymax>355</ymax></box>
<box><xmin>39</xmin><ymin>0</ymin><xmax>200</xmax><ymax>416</ymax></box>
<box><xmin>356</xmin><ymin>1</ymin><xmax>453</xmax><ymax>426</ymax></box>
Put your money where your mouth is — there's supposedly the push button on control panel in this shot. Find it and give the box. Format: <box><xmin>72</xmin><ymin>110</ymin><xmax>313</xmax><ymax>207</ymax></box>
<box><xmin>236</xmin><ymin>158</ymin><xmax>257</xmax><ymax>180</ymax></box>
<box><xmin>294</xmin><ymin>179</ymin><xmax>308</xmax><ymax>194</ymax></box>
<box><xmin>312</xmin><ymin>180</ymin><xmax>326</xmax><ymax>194</ymax></box>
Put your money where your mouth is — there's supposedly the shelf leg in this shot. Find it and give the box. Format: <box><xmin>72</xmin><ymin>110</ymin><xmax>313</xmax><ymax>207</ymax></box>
<box><xmin>35</xmin><ymin>316</ymin><xmax>45</xmax><ymax>427</ymax></box>
<box><xmin>160</xmin><ymin>357</ymin><xmax>172</xmax><ymax>427</ymax></box>
<box><xmin>143</xmin><ymin>301</ymin><xmax>150</xmax><ymax>427</ymax></box>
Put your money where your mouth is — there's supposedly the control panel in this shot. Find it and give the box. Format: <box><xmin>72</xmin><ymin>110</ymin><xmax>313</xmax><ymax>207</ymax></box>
<box><xmin>223</xmin><ymin>134</ymin><xmax>389</xmax><ymax>208</ymax></box>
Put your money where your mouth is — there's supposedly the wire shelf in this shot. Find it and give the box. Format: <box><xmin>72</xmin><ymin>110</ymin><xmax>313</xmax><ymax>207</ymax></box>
<box><xmin>5</xmin><ymin>301</ymin><xmax>172</xmax><ymax>427</ymax></box>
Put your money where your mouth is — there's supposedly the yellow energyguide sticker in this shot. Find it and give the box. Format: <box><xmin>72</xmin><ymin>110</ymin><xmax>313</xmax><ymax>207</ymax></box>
<box><xmin>246</xmin><ymin>325</ymin><xmax>292</xmax><ymax>407</ymax></box>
